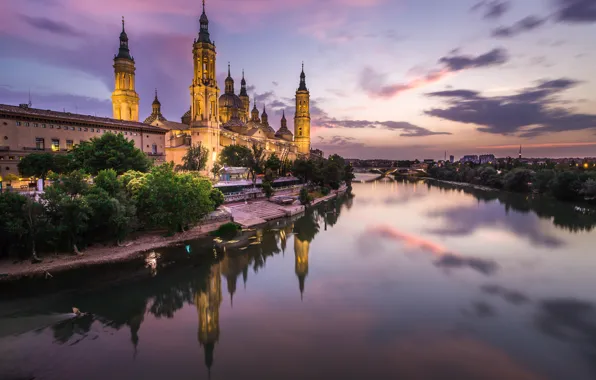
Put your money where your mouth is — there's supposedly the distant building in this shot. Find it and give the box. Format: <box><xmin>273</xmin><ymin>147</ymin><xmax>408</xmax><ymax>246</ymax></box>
<box><xmin>461</xmin><ymin>155</ymin><xmax>479</xmax><ymax>164</ymax></box>
<box><xmin>449</xmin><ymin>155</ymin><xmax>455</xmax><ymax>163</ymax></box>
<box><xmin>310</xmin><ymin>148</ymin><xmax>324</xmax><ymax>159</ymax></box>
<box><xmin>479</xmin><ymin>154</ymin><xmax>496</xmax><ymax>164</ymax></box>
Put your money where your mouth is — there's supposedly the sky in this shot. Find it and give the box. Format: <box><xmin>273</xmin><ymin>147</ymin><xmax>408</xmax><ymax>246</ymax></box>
<box><xmin>1</xmin><ymin>0</ymin><xmax>596</xmax><ymax>159</ymax></box>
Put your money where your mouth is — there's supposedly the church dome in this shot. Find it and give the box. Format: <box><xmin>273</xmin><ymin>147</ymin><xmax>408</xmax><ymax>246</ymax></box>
<box><xmin>261</xmin><ymin>124</ymin><xmax>276</xmax><ymax>138</ymax></box>
<box><xmin>219</xmin><ymin>93</ymin><xmax>243</xmax><ymax>109</ymax></box>
<box><xmin>245</xmin><ymin>120</ymin><xmax>262</xmax><ymax>131</ymax></box>
<box><xmin>181</xmin><ymin>108</ymin><xmax>191</xmax><ymax>125</ymax></box>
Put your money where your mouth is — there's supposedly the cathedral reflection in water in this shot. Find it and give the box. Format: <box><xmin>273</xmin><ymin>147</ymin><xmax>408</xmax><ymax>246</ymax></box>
<box><xmin>194</xmin><ymin>203</ymin><xmax>336</xmax><ymax>373</ymax></box>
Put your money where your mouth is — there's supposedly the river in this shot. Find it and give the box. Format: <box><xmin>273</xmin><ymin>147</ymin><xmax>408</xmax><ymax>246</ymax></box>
<box><xmin>1</xmin><ymin>177</ymin><xmax>596</xmax><ymax>380</ymax></box>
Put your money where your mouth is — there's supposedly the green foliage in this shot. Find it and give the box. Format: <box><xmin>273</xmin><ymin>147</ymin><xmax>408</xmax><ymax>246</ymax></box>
<box><xmin>265</xmin><ymin>153</ymin><xmax>282</xmax><ymax>174</ymax></box>
<box><xmin>178</xmin><ymin>143</ymin><xmax>209</xmax><ymax>172</ymax></box>
<box><xmin>209</xmin><ymin>188</ymin><xmax>225</xmax><ymax>208</ymax></box>
<box><xmin>503</xmin><ymin>169</ymin><xmax>534</xmax><ymax>193</ymax></box>
<box><xmin>247</xmin><ymin>144</ymin><xmax>266</xmax><ymax>184</ymax></box>
<box><xmin>428</xmin><ymin>163</ymin><xmax>596</xmax><ymax>203</ymax></box>
<box><xmin>210</xmin><ymin>222</ymin><xmax>240</xmax><ymax>239</ymax></box>
<box><xmin>134</xmin><ymin>163</ymin><xmax>215</xmax><ymax>233</ymax></box>
<box><xmin>321</xmin><ymin>186</ymin><xmax>331</xmax><ymax>196</ymax></box>
<box><xmin>550</xmin><ymin>171</ymin><xmax>582</xmax><ymax>201</ymax></box>
<box><xmin>4</xmin><ymin>173</ymin><xmax>19</xmax><ymax>185</ymax></box>
<box><xmin>211</xmin><ymin>162</ymin><xmax>222</xmax><ymax>180</ymax></box>
<box><xmin>219</xmin><ymin>145</ymin><xmax>251</xmax><ymax>167</ymax></box>
<box><xmin>292</xmin><ymin>158</ymin><xmax>314</xmax><ymax>183</ymax></box>
<box><xmin>299</xmin><ymin>187</ymin><xmax>312</xmax><ymax>206</ymax></box>
<box><xmin>18</xmin><ymin>152</ymin><xmax>67</xmax><ymax>179</ymax></box>
<box><xmin>580</xmin><ymin>179</ymin><xmax>596</xmax><ymax>199</ymax></box>
<box><xmin>0</xmin><ymin>192</ymin><xmax>28</xmax><ymax>258</ymax></box>
<box><xmin>71</xmin><ymin>133</ymin><xmax>151</xmax><ymax>175</ymax></box>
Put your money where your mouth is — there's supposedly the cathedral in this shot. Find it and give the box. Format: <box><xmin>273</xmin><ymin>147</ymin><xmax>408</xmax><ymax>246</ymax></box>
<box><xmin>111</xmin><ymin>1</ymin><xmax>311</xmax><ymax>169</ymax></box>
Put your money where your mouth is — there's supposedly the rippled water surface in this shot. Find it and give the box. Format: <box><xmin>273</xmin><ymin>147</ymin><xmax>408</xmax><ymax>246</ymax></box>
<box><xmin>2</xmin><ymin>178</ymin><xmax>596</xmax><ymax>380</ymax></box>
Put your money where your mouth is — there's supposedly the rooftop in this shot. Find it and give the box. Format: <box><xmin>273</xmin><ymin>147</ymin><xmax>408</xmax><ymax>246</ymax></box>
<box><xmin>0</xmin><ymin>104</ymin><xmax>167</xmax><ymax>134</ymax></box>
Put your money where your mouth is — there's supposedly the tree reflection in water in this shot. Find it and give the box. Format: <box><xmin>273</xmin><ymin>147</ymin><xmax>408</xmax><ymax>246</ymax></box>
<box><xmin>39</xmin><ymin>196</ymin><xmax>349</xmax><ymax>373</ymax></box>
<box><xmin>426</xmin><ymin>180</ymin><xmax>596</xmax><ymax>233</ymax></box>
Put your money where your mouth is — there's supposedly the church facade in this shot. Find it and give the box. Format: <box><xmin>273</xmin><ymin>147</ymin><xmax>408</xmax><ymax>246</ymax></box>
<box><xmin>111</xmin><ymin>2</ymin><xmax>312</xmax><ymax>169</ymax></box>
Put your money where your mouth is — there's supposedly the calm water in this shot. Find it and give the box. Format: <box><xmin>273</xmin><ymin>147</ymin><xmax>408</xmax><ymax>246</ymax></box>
<box><xmin>2</xmin><ymin>178</ymin><xmax>596</xmax><ymax>380</ymax></box>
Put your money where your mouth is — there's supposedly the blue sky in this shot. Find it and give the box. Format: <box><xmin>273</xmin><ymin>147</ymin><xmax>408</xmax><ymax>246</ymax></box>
<box><xmin>1</xmin><ymin>0</ymin><xmax>595</xmax><ymax>159</ymax></box>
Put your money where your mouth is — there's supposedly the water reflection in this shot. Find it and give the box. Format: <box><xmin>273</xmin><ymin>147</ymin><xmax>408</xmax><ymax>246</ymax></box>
<box><xmin>427</xmin><ymin>180</ymin><xmax>596</xmax><ymax>233</ymax></box>
<box><xmin>2</xmin><ymin>182</ymin><xmax>596</xmax><ymax>380</ymax></box>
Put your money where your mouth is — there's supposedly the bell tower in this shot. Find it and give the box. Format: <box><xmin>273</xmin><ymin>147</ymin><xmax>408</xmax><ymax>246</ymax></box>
<box><xmin>112</xmin><ymin>17</ymin><xmax>139</xmax><ymax>121</ymax></box>
<box><xmin>190</xmin><ymin>0</ymin><xmax>220</xmax><ymax>169</ymax></box>
<box><xmin>294</xmin><ymin>63</ymin><xmax>311</xmax><ymax>155</ymax></box>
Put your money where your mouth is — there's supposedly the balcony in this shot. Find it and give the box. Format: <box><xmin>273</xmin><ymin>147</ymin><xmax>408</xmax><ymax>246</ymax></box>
<box><xmin>23</xmin><ymin>147</ymin><xmax>49</xmax><ymax>151</ymax></box>
<box><xmin>0</xmin><ymin>146</ymin><xmax>9</xmax><ymax>151</ymax></box>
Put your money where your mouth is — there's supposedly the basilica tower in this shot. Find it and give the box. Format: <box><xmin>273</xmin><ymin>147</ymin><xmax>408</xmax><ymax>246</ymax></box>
<box><xmin>294</xmin><ymin>63</ymin><xmax>311</xmax><ymax>155</ymax></box>
<box><xmin>112</xmin><ymin>17</ymin><xmax>139</xmax><ymax>121</ymax></box>
<box><xmin>190</xmin><ymin>0</ymin><xmax>220</xmax><ymax>167</ymax></box>
<box><xmin>239</xmin><ymin>70</ymin><xmax>250</xmax><ymax>122</ymax></box>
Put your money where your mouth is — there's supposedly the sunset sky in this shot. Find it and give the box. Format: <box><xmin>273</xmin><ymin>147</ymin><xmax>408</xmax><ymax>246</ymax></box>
<box><xmin>1</xmin><ymin>0</ymin><xmax>595</xmax><ymax>159</ymax></box>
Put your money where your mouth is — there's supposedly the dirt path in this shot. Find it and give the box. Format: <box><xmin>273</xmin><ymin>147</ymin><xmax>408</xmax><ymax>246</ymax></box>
<box><xmin>0</xmin><ymin>220</ymin><xmax>228</xmax><ymax>282</ymax></box>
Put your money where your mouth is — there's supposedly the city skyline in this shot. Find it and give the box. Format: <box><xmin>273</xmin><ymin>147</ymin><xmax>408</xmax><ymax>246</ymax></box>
<box><xmin>1</xmin><ymin>0</ymin><xmax>596</xmax><ymax>159</ymax></box>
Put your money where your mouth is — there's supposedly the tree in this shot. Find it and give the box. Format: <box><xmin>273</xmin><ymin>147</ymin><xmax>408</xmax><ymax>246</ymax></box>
<box><xmin>0</xmin><ymin>192</ymin><xmax>27</xmax><ymax>259</ymax></box>
<box><xmin>219</xmin><ymin>145</ymin><xmax>251</xmax><ymax>168</ymax></box>
<box><xmin>70</xmin><ymin>133</ymin><xmax>151</xmax><ymax>175</ymax></box>
<box><xmin>344</xmin><ymin>163</ymin><xmax>355</xmax><ymax>190</ymax></box>
<box><xmin>134</xmin><ymin>163</ymin><xmax>215</xmax><ymax>233</ymax></box>
<box><xmin>42</xmin><ymin>170</ymin><xmax>92</xmax><ymax>254</ymax></box>
<box><xmin>4</xmin><ymin>173</ymin><xmax>20</xmax><ymax>188</ymax></box>
<box><xmin>211</xmin><ymin>162</ymin><xmax>222</xmax><ymax>181</ymax></box>
<box><xmin>262</xmin><ymin>168</ymin><xmax>277</xmax><ymax>199</ymax></box>
<box><xmin>292</xmin><ymin>159</ymin><xmax>313</xmax><ymax>183</ymax></box>
<box><xmin>299</xmin><ymin>187</ymin><xmax>312</xmax><ymax>206</ymax></box>
<box><xmin>177</xmin><ymin>143</ymin><xmax>209</xmax><ymax>172</ymax></box>
<box><xmin>550</xmin><ymin>171</ymin><xmax>582</xmax><ymax>201</ymax></box>
<box><xmin>247</xmin><ymin>144</ymin><xmax>266</xmax><ymax>185</ymax></box>
<box><xmin>503</xmin><ymin>169</ymin><xmax>534</xmax><ymax>193</ymax></box>
<box><xmin>580</xmin><ymin>179</ymin><xmax>596</xmax><ymax>199</ymax></box>
<box><xmin>533</xmin><ymin>169</ymin><xmax>556</xmax><ymax>194</ymax></box>
<box><xmin>18</xmin><ymin>153</ymin><xmax>59</xmax><ymax>180</ymax></box>
<box><xmin>209</xmin><ymin>188</ymin><xmax>225</xmax><ymax>208</ymax></box>
<box><xmin>265</xmin><ymin>153</ymin><xmax>282</xmax><ymax>175</ymax></box>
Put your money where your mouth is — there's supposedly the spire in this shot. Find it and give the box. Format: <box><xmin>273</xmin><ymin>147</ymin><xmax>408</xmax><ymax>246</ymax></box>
<box><xmin>198</xmin><ymin>0</ymin><xmax>211</xmax><ymax>43</ymax></box>
<box><xmin>280</xmin><ymin>110</ymin><xmax>288</xmax><ymax>129</ymax></box>
<box><xmin>116</xmin><ymin>16</ymin><xmax>133</xmax><ymax>60</ymax></box>
<box><xmin>225</xmin><ymin>62</ymin><xmax>234</xmax><ymax>94</ymax></box>
<box><xmin>153</xmin><ymin>88</ymin><xmax>160</xmax><ymax>105</ymax></box>
<box><xmin>261</xmin><ymin>105</ymin><xmax>269</xmax><ymax>125</ymax></box>
<box><xmin>298</xmin><ymin>62</ymin><xmax>307</xmax><ymax>91</ymax></box>
<box><xmin>239</xmin><ymin>69</ymin><xmax>248</xmax><ymax>96</ymax></box>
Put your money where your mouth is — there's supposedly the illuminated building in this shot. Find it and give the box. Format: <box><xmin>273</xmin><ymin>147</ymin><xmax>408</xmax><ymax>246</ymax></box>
<box><xmin>195</xmin><ymin>263</ymin><xmax>222</xmax><ymax>372</ymax></box>
<box><xmin>111</xmin><ymin>18</ymin><xmax>140</xmax><ymax>122</ymax></box>
<box><xmin>0</xmin><ymin>104</ymin><xmax>166</xmax><ymax>179</ymax></box>
<box><xmin>294</xmin><ymin>235</ymin><xmax>310</xmax><ymax>299</ymax></box>
<box><xmin>140</xmin><ymin>0</ymin><xmax>312</xmax><ymax>169</ymax></box>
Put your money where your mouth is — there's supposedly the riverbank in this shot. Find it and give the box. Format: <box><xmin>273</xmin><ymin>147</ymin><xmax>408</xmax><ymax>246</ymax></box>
<box><xmin>0</xmin><ymin>188</ymin><xmax>349</xmax><ymax>283</ymax></box>
<box><xmin>0</xmin><ymin>216</ymin><xmax>231</xmax><ymax>283</ymax></box>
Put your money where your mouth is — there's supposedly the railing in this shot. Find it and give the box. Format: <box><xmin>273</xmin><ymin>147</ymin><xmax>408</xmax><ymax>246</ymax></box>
<box><xmin>0</xmin><ymin>146</ymin><xmax>9</xmax><ymax>151</ymax></box>
<box><xmin>22</xmin><ymin>147</ymin><xmax>49</xmax><ymax>151</ymax></box>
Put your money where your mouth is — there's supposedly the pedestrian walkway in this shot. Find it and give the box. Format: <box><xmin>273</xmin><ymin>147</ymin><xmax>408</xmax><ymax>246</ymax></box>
<box><xmin>224</xmin><ymin>200</ymin><xmax>304</xmax><ymax>227</ymax></box>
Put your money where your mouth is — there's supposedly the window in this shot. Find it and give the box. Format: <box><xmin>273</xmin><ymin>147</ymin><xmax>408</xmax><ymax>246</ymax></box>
<box><xmin>66</xmin><ymin>140</ymin><xmax>74</xmax><ymax>150</ymax></box>
<box><xmin>16</xmin><ymin>121</ymin><xmax>21</xmax><ymax>126</ymax></box>
<box><xmin>51</xmin><ymin>139</ymin><xmax>60</xmax><ymax>152</ymax></box>
<box><xmin>50</xmin><ymin>125</ymin><xmax>54</xmax><ymax>129</ymax></box>
<box><xmin>70</xmin><ymin>127</ymin><xmax>75</xmax><ymax>131</ymax></box>
<box><xmin>84</xmin><ymin>128</ymin><xmax>88</xmax><ymax>132</ymax></box>
<box><xmin>35</xmin><ymin>137</ymin><xmax>45</xmax><ymax>150</ymax></box>
<box><xmin>78</xmin><ymin>127</ymin><xmax>82</xmax><ymax>131</ymax></box>
<box><xmin>0</xmin><ymin>157</ymin><xmax>3</xmax><ymax>160</ymax></box>
<box><xmin>90</xmin><ymin>128</ymin><xmax>94</xmax><ymax>132</ymax></box>
<box><xmin>34</xmin><ymin>123</ymin><xmax>39</xmax><ymax>127</ymax></box>
<box><xmin>152</xmin><ymin>144</ymin><xmax>157</xmax><ymax>154</ymax></box>
<box><xmin>8</xmin><ymin>156</ymin><xmax>15</xmax><ymax>160</ymax></box>
<box><xmin>57</xmin><ymin>125</ymin><xmax>61</xmax><ymax>130</ymax></box>
<box><xmin>25</xmin><ymin>122</ymin><xmax>30</xmax><ymax>127</ymax></box>
<box><xmin>42</xmin><ymin>124</ymin><xmax>46</xmax><ymax>128</ymax></box>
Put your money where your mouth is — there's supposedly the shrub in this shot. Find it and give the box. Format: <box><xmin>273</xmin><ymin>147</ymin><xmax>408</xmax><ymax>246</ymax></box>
<box><xmin>211</xmin><ymin>222</ymin><xmax>240</xmax><ymax>239</ymax></box>
<box><xmin>299</xmin><ymin>187</ymin><xmax>312</xmax><ymax>206</ymax></box>
<box><xmin>321</xmin><ymin>186</ymin><xmax>331</xmax><ymax>196</ymax></box>
<box><xmin>210</xmin><ymin>188</ymin><xmax>225</xmax><ymax>208</ymax></box>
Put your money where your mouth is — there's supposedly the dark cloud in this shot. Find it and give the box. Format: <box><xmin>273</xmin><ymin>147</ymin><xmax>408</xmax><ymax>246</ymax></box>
<box><xmin>555</xmin><ymin>0</ymin><xmax>596</xmax><ymax>23</ymax></box>
<box><xmin>427</xmin><ymin>90</ymin><xmax>481</xmax><ymax>99</ymax></box>
<box><xmin>19</xmin><ymin>15</ymin><xmax>84</xmax><ymax>37</ymax></box>
<box><xmin>434</xmin><ymin>254</ymin><xmax>499</xmax><ymax>276</ymax></box>
<box><xmin>465</xmin><ymin>301</ymin><xmax>497</xmax><ymax>318</ymax></box>
<box><xmin>317</xmin><ymin>118</ymin><xmax>451</xmax><ymax>137</ymax></box>
<box><xmin>438</xmin><ymin>48</ymin><xmax>508</xmax><ymax>71</ymax></box>
<box><xmin>492</xmin><ymin>16</ymin><xmax>547</xmax><ymax>38</ymax></box>
<box><xmin>272</xmin><ymin>81</ymin><xmax>279</xmax><ymax>86</ymax></box>
<box><xmin>481</xmin><ymin>284</ymin><xmax>531</xmax><ymax>305</ymax></box>
<box><xmin>472</xmin><ymin>1</ymin><xmax>510</xmax><ymax>19</ymax></box>
<box><xmin>424</xmin><ymin>77</ymin><xmax>596</xmax><ymax>137</ymax></box>
<box><xmin>253</xmin><ymin>91</ymin><xmax>275</xmax><ymax>105</ymax></box>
